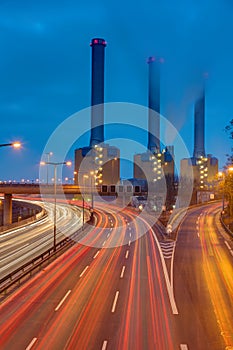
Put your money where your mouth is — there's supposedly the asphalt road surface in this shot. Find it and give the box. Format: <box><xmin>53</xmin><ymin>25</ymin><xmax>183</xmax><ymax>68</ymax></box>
<box><xmin>0</xmin><ymin>202</ymin><xmax>232</xmax><ymax>349</ymax></box>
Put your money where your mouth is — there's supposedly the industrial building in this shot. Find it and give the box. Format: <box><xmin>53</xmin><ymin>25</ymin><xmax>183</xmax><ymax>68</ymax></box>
<box><xmin>180</xmin><ymin>87</ymin><xmax>218</xmax><ymax>200</ymax></box>
<box><xmin>74</xmin><ymin>38</ymin><xmax>120</xmax><ymax>186</ymax></box>
<box><xmin>133</xmin><ymin>56</ymin><xmax>175</xmax><ymax>209</ymax></box>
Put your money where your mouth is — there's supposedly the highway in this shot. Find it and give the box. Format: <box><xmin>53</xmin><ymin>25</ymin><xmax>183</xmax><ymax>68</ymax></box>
<box><xmin>0</xmin><ymin>202</ymin><xmax>232</xmax><ymax>349</ymax></box>
<box><xmin>174</xmin><ymin>202</ymin><xmax>233</xmax><ymax>349</ymax></box>
<box><xmin>0</xmin><ymin>200</ymin><xmax>83</xmax><ymax>279</ymax></box>
<box><xmin>0</xmin><ymin>205</ymin><xmax>178</xmax><ymax>349</ymax></box>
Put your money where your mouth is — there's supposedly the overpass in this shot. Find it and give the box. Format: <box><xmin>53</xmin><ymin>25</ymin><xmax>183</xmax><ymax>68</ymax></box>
<box><xmin>0</xmin><ymin>184</ymin><xmax>144</xmax><ymax>225</ymax></box>
<box><xmin>0</xmin><ymin>184</ymin><xmax>85</xmax><ymax>226</ymax></box>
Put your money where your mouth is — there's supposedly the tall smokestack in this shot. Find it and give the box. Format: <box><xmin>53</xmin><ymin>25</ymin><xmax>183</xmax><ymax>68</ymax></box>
<box><xmin>89</xmin><ymin>38</ymin><xmax>106</xmax><ymax>147</ymax></box>
<box><xmin>193</xmin><ymin>90</ymin><xmax>205</xmax><ymax>159</ymax></box>
<box><xmin>147</xmin><ymin>56</ymin><xmax>160</xmax><ymax>153</ymax></box>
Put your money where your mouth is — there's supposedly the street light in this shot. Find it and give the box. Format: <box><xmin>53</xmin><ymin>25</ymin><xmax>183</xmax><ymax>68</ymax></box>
<box><xmin>0</xmin><ymin>141</ymin><xmax>21</xmax><ymax>149</ymax></box>
<box><xmin>40</xmin><ymin>160</ymin><xmax>72</xmax><ymax>252</ymax></box>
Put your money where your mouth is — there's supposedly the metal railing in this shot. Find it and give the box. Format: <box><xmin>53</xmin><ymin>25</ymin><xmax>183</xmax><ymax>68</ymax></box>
<box><xmin>0</xmin><ymin>216</ymin><xmax>92</xmax><ymax>298</ymax></box>
<box><xmin>220</xmin><ymin>213</ymin><xmax>233</xmax><ymax>238</ymax></box>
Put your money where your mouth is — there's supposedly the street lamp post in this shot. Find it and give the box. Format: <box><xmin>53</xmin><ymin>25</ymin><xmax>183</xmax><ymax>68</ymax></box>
<box><xmin>218</xmin><ymin>172</ymin><xmax>225</xmax><ymax>212</ymax></box>
<box><xmin>45</xmin><ymin>152</ymin><xmax>53</xmax><ymax>184</ymax></box>
<box><xmin>75</xmin><ymin>171</ymin><xmax>89</xmax><ymax>229</ymax></box>
<box><xmin>82</xmin><ymin>174</ymin><xmax>89</xmax><ymax>229</ymax></box>
<box><xmin>90</xmin><ymin>171</ymin><xmax>97</xmax><ymax>210</ymax></box>
<box><xmin>40</xmin><ymin>160</ymin><xmax>72</xmax><ymax>252</ymax></box>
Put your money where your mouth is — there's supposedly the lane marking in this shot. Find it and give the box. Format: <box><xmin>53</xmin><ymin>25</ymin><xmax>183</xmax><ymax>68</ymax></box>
<box><xmin>102</xmin><ymin>240</ymin><xmax>106</xmax><ymax>247</ymax></box>
<box><xmin>1</xmin><ymin>243</ymin><xmax>30</xmax><ymax>262</ymax></box>
<box><xmin>55</xmin><ymin>290</ymin><xmax>71</xmax><ymax>311</ymax></box>
<box><xmin>129</xmin><ymin>232</ymin><xmax>132</xmax><ymax>237</ymax></box>
<box><xmin>107</xmin><ymin>233</ymin><xmax>110</xmax><ymax>238</ymax></box>
<box><xmin>180</xmin><ymin>345</ymin><xmax>188</xmax><ymax>350</ymax></box>
<box><xmin>25</xmin><ymin>338</ymin><xmax>37</xmax><ymax>350</ymax></box>
<box><xmin>125</xmin><ymin>250</ymin><xmax>129</xmax><ymax>259</ymax></box>
<box><xmin>225</xmin><ymin>240</ymin><xmax>231</xmax><ymax>250</ymax></box>
<box><xmin>128</xmin><ymin>240</ymin><xmax>131</xmax><ymax>246</ymax></box>
<box><xmin>120</xmin><ymin>266</ymin><xmax>126</xmax><ymax>278</ymax></box>
<box><xmin>111</xmin><ymin>291</ymin><xmax>120</xmax><ymax>312</ymax></box>
<box><xmin>151</xmin><ymin>230</ymin><xmax>178</xmax><ymax>314</ymax></box>
<box><xmin>93</xmin><ymin>250</ymin><xmax>100</xmax><ymax>259</ymax></box>
<box><xmin>79</xmin><ymin>265</ymin><xmax>89</xmax><ymax>277</ymax></box>
<box><xmin>102</xmin><ymin>340</ymin><xmax>108</xmax><ymax>350</ymax></box>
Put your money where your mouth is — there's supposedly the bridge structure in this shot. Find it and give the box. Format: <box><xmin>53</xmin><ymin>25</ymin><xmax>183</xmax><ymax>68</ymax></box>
<box><xmin>0</xmin><ymin>184</ymin><xmax>144</xmax><ymax>225</ymax></box>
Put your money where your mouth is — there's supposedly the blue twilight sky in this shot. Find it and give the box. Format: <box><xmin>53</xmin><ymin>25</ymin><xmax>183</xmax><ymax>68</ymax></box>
<box><xmin>0</xmin><ymin>0</ymin><xmax>233</xmax><ymax>181</ymax></box>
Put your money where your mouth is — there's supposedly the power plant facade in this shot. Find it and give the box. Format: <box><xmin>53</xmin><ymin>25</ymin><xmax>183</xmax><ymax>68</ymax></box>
<box><xmin>180</xmin><ymin>88</ymin><xmax>218</xmax><ymax>198</ymax></box>
<box><xmin>74</xmin><ymin>37</ymin><xmax>218</xmax><ymax>208</ymax></box>
<box><xmin>74</xmin><ymin>38</ymin><xmax>120</xmax><ymax>187</ymax></box>
<box><xmin>133</xmin><ymin>56</ymin><xmax>175</xmax><ymax>189</ymax></box>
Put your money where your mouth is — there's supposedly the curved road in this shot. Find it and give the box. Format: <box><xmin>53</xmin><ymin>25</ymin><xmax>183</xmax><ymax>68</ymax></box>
<box><xmin>174</xmin><ymin>202</ymin><xmax>233</xmax><ymax>350</ymax></box>
<box><xmin>0</xmin><ymin>202</ymin><xmax>232</xmax><ymax>349</ymax></box>
<box><xmin>0</xmin><ymin>205</ymin><xmax>178</xmax><ymax>349</ymax></box>
<box><xmin>0</xmin><ymin>200</ymin><xmax>83</xmax><ymax>279</ymax></box>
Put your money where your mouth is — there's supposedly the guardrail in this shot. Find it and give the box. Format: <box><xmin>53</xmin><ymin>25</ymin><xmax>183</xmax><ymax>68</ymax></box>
<box><xmin>220</xmin><ymin>214</ymin><xmax>233</xmax><ymax>238</ymax></box>
<box><xmin>0</xmin><ymin>216</ymin><xmax>92</xmax><ymax>298</ymax></box>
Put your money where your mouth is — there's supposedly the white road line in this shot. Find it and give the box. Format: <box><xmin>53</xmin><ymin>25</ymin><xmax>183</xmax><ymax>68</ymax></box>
<box><xmin>120</xmin><ymin>266</ymin><xmax>126</xmax><ymax>278</ymax></box>
<box><xmin>151</xmin><ymin>230</ymin><xmax>178</xmax><ymax>315</ymax></box>
<box><xmin>79</xmin><ymin>265</ymin><xmax>89</xmax><ymax>277</ymax></box>
<box><xmin>225</xmin><ymin>240</ymin><xmax>231</xmax><ymax>250</ymax></box>
<box><xmin>128</xmin><ymin>240</ymin><xmax>131</xmax><ymax>246</ymax></box>
<box><xmin>111</xmin><ymin>291</ymin><xmax>120</xmax><ymax>312</ymax></box>
<box><xmin>180</xmin><ymin>344</ymin><xmax>188</xmax><ymax>350</ymax></box>
<box><xmin>107</xmin><ymin>233</ymin><xmax>110</xmax><ymax>238</ymax></box>
<box><xmin>93</xmin><ymin>250</ymin><xmax>100</xmax><ymax>259</ymax></box>
<box><xmin>125</xmin><ymin>250</ymin><xmax>129</xmax><ymax>259</ymax></box>
<box><xmin>102</xmin><ymin>340</ymin><xmax>108</xmax><ymax>350</ymax></box>
<box><xmin>129</xmin><ymin>232</ymin><xmax>131</xmax><ymax>237</ymax></box>
<box><xmin>25</xmin><ymin>338</ymin><xmax>37</xmax><ymax>350</ymax></box>
<box><xmin>1</xmin><ymin>243</ymin><xmax>30</xmax><ymax>262</ymax></box>
<box><xmin>102</xmin><ymin>240</ymin><xmax>106</xmax><ymax>247</ymax></box>
<box><xmin>55</xmin><ymin>290</ymin><xmax>71</xmax><ymax>311</ymax></box>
